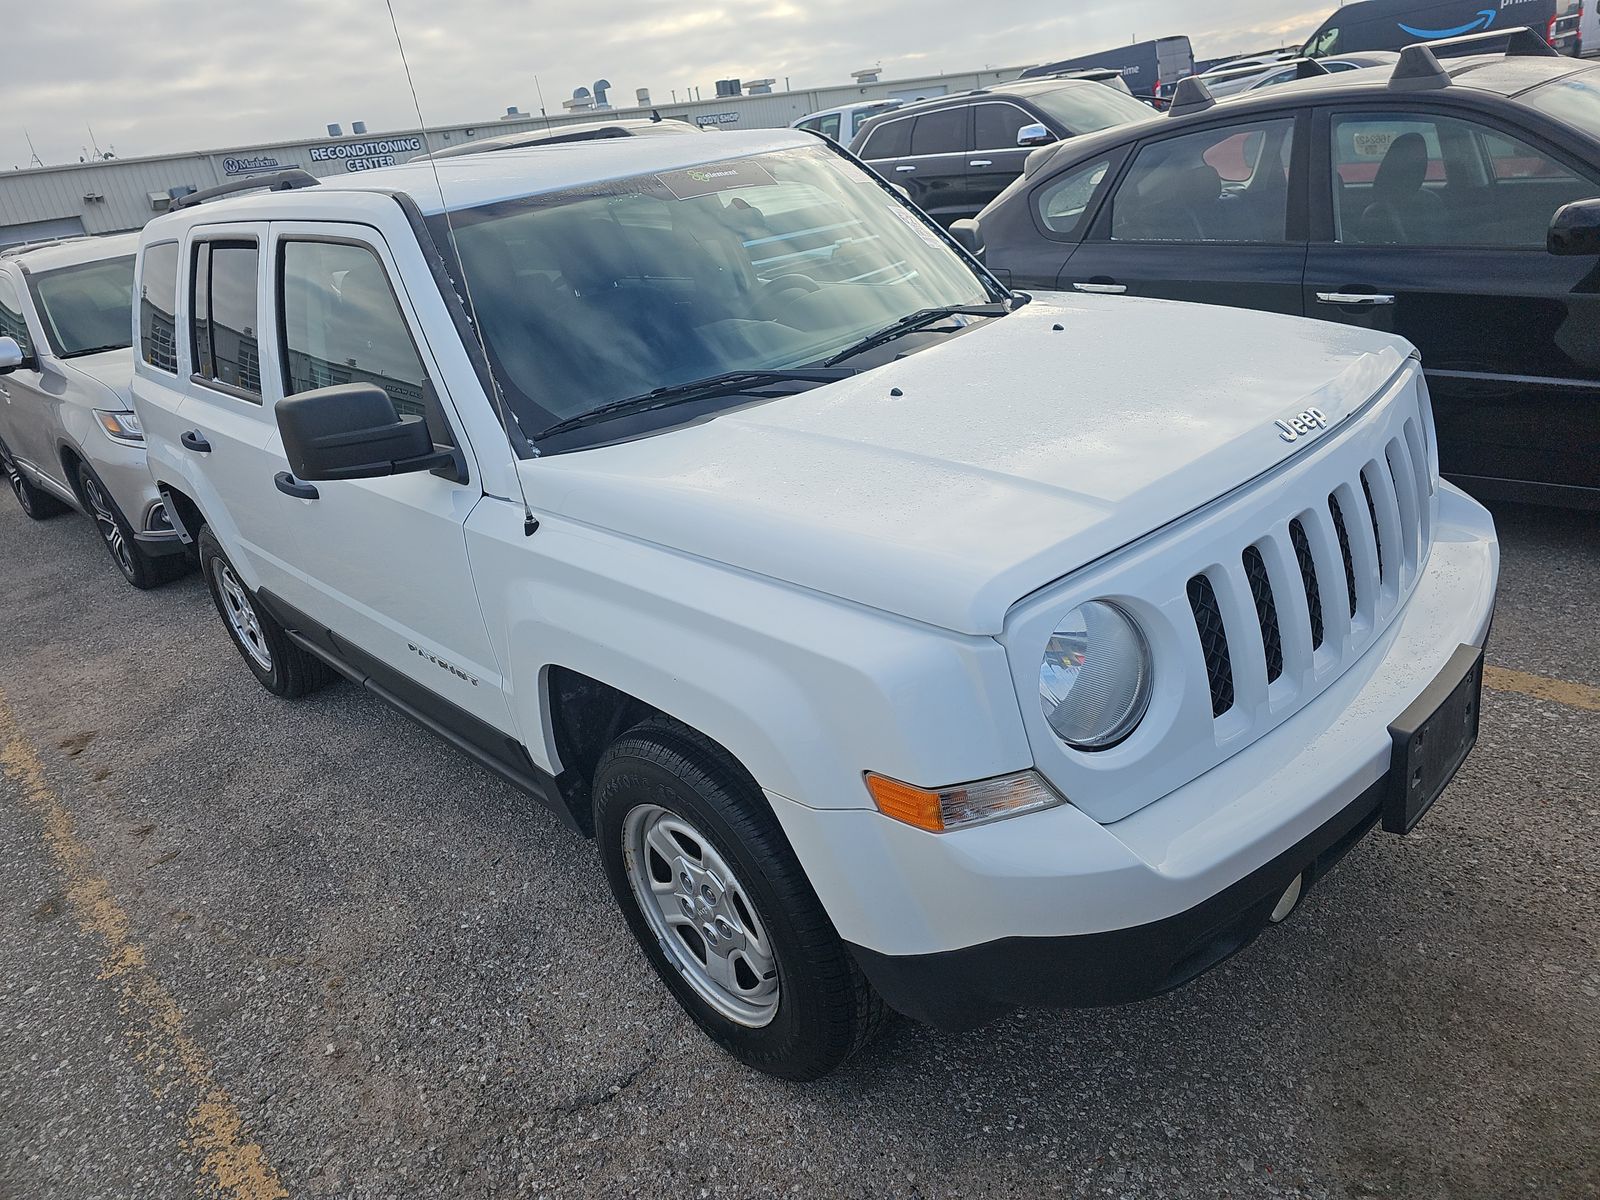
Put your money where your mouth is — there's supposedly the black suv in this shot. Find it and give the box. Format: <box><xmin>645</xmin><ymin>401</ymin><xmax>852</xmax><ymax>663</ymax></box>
<box><xmin>958</xmin><ymin>32</ymin><xmax>1600</xmax><ymax>508</ymax></box>
<box><xmin>849</xmin><ymin>78</ymin><xmax>1154</xmax><ymax>226</ymax></box>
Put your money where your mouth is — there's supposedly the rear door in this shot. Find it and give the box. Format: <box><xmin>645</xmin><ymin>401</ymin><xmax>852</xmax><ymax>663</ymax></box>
<box><xmin>904</xmin><ymin>105</ymin><xmax>977</xmax><ymax>224</ymax></box>
<box><xmin>1059</xmin><ymin>111</ymin><xmax>1311</xmax><ymax>314</ymax></box>
<box><xmin>1305</xmin><ymin>102</ymin><xmax>1600</xmax><ymax>498</ymax></box>
<box><xmin>968</xmin><ymin>101</ymin><xmax>1040</xmax><ymax>211</ymax></box>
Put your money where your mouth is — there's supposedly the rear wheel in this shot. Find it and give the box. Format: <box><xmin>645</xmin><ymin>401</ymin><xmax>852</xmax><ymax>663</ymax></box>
<box><xmin>594</xmin><ymin>716</ymin><xmax>885</xmax><ymax>1080</ymax></box>
<box><xmin>197</xmin><ymin>525</ymin><xmax>334</xmax><ymax>698</ymax></box>
<box><xmin>0</xmin><ymin>437</ymin><xmax>68</xmax><ymax>520</ymax></box>
<box><xmin>76</xmin><ymin>461</ymin><xmax>186</xmax><ymax>589</ymax></box>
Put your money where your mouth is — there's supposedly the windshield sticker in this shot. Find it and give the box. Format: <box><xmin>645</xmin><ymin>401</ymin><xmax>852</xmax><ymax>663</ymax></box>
<box><xmin>657</xmin><ymin>161</ymin><xmax>777</xmax><ymax>200</ymax></box>
<box><xmin>885</xmin><ymin>204</ymin><xmax>942</xmax><ymax>247</ymax></box>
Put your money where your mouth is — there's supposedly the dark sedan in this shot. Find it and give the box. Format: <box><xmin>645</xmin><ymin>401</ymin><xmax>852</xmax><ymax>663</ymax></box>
<box><xmin>956</xmin><ymin>33</ymin><xmax>1600</xmax><ymax>508</ymax></box>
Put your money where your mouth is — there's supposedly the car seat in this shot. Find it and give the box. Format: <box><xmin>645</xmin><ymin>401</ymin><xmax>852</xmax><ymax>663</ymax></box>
<box><xmin>1358</xmin><ymin>133</ymin><xmax>1444</xmax><ymax>244</ymax></box>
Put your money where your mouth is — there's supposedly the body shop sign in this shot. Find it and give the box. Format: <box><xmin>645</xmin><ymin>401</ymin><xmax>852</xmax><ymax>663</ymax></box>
<box><xmin>309</xmin><ymin>136</ymin><xmax>424</xmax><ymax>172</ymax></box>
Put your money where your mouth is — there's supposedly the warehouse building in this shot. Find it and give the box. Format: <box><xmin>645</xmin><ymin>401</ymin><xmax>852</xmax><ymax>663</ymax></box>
<box><xmin>0</xmin><ymin>64</ymin><xmax>1026</xmax><ymax>246</ymax></box>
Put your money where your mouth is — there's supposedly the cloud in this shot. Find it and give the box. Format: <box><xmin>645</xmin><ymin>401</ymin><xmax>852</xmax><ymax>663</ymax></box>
<box><xmin>1</xmin><ymin>0</ymin><xmax>1334</xmax><ymax>169</ymax></box>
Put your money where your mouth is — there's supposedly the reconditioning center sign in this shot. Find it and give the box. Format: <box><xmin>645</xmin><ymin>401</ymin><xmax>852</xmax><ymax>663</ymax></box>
<box><xmin>309</xmin><ymin>136</ymin><xmax>424</xmax><ymax>172</ymax></box>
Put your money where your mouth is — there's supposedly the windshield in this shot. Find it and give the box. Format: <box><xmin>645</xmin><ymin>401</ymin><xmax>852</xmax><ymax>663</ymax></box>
<box><xmin>30</xmin><ymin>256</ymin><xmax>135</xmax><ymax>357</ymax></box>
<box><xmin>1026</xmin><ymin>84</ymin><xmax>1153</xmax><ymax>134</ymax></box>
<box><xmin>1523</xmin><ymin>72</ymin><xmax>1600</xmax><ymax>141</ymax></box>
<box><xmin>433</xmin><ymin>144</ymin><xmax>993</xmax><ymax>436</ymax></box>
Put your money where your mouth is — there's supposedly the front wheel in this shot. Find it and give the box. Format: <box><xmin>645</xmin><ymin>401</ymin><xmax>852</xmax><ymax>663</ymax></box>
<box><xmin>77</xmin><ymin>462</ymin><xmax>186</xmax><ymax>589</ymax></box>
<box><xmin>197</xmin><ymin>525</ymin><xmax>334</xmax><ymax>698</ymax></box>
<box><xmin>594</xmin><ymin>717</ymin><xmax>885</xmax><ymax>1080</ymax></box>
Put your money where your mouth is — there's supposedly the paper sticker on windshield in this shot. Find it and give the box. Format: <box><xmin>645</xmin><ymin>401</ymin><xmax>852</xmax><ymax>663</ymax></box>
<box><xmin>657</xmin><ymin>161</ymin><xmax>776</xmax><ymax>200</ymax></box>
<box><xmin>886</xmin><ymin>204</ymin><xmax>942</xmax><ymax>247</ymax></box>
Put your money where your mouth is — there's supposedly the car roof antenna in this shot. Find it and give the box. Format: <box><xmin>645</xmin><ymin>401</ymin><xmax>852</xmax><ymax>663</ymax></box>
<box><xmin>385</xmin><ymin>0</ymin><xmax>541</xmax><ymax>536</ymax></box>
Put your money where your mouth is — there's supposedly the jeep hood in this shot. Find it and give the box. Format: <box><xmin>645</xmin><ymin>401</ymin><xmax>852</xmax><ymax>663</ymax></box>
<box><xmin>529</xmin><ymin>294</ymin><xmax>1412</xmax><ymax>635</ymax></box>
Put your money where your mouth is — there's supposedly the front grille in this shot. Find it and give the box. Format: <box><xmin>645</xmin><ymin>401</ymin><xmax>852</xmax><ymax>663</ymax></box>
<box><xmin>1187</xmin><ymin>574</ymin><xmax>1234</xmax><ymax>718</ymax></box>
<box><xmin>1184</xmin><ymin>416</ymin><xmax>1430</xmax><ymax>724</ymax></box>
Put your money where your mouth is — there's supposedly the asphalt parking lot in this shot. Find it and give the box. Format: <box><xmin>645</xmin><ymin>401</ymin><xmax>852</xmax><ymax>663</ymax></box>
<box><xmin>0</xmin><ymin>492</ymin><xmax>1595</xmax><ymax>1200</ymax></box>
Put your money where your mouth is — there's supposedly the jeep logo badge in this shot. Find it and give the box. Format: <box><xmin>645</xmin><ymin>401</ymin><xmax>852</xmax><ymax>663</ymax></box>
<box><xmin>1275</xmin><ymin>407</ymin><xmax>1330</xmax><ymax>444</ymax></box>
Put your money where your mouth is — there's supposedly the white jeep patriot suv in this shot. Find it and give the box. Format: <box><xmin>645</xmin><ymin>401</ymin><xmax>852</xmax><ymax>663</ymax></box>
<box><xmin>131</xmin><ymin>132</ymin><xmax>1499</xmax><ymax>1080</ymax></box>
<box><xmin>0</xmin><ymin>234</ymin><xmax>188</xmax><ymax>587</ymax></box>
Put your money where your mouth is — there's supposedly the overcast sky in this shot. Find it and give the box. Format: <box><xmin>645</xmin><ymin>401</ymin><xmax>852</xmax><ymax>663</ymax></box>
<box><xmin>5</xmin><ymin>0</ymin><xmax>1331</xmax><ymax>169</ymax></box>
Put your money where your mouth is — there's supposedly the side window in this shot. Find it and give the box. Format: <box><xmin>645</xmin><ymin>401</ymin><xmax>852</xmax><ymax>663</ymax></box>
<box><xmin>279</xmin><ymin>240</ymin><xmax>436</xmax><ymax>434</ymax></box>
<box><xmin>191</xmin><ymin>241</ymin><xmax>262</xmax><ymax>397</ymax></box>
<box><xmin>138</xmin><ymin>242</ymin><xmax>180</xmax><ymax>374</ymax></box>
<box><xmin>1330</xmin><ymin>112</ymin><xmax>1600</xmax><ymax>247</ymax></box>
<box><xmin>910</xmin><ymin>107</ymin><xmax>970</xmax><ymax>156</ymax></box>
<box><xmin>1036</xmin><ymin>157</ymin><xmax>1114</xmax><ymax>236</ymax></box>
<box><xmin>0</xmin><ymin>273</ymin><xmax>33</xmax><ymax>357</ymax></box>
<box><xmin>861</xmin><ymin>117</ymin><xmax>912</xmax><ymax>160</ymax></box>
<box><xmin>1111</xmin><ymin>118</ymin><xmax>1296</xmax><ymax>243</ymax></box>
<box><xmin>975</xmin><ymin>103</ymin><xmax>1034</xmax><ymax>151</ymax></box>
<box><xmin>818</xmin><ymin>113</ymin><xmax>842</xmax><ymax>142</ymax></box>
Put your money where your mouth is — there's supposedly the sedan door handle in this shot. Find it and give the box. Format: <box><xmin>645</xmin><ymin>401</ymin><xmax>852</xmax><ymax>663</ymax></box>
<box><xmin>1316</xmin><ymin>292</ymin><xmax>1396</xmax><ymax>307</ymax></box>
<box><xmin>895</xmin><ymin>165</ymin><xmax>917</xmax><ymax>173</ymax></box>
<box><xmin>180</xmin><ymin>429</ymin><xmax>211</xmax><ymax>453</ymax></box>
<box><xmin>969</xmin><ymin>159</ymin><xmax>993</xmax><ymax>167</ymax></box>
<box><xmin>274</xmin><ymin>471</ymin><xmax>319</xmax><ymax>501</ymax></box>
<box><xmin>1073</xmin><ymin>282</ymin><xmax>1128</xmax><ymax>295</ymax></box>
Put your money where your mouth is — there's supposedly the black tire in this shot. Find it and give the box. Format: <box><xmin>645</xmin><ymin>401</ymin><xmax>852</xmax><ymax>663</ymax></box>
<box><xmin>594</xmin><ymin>716</ymin><xmax>886</xmax><ymax>1080</ymax></box>
<box><xmin>197</xmin><ymin>525</ymin><xmax>335</xmax><ymax>699</ymax></box>
<box><xmin>75</xmin><ymin>461</ymin><xmax>188</xmax><ymax>590</ymax></box>
<box><xmin>0</xmin><ymin>436</ymin><xmax>68</xmax><ymax>520</ymax></box>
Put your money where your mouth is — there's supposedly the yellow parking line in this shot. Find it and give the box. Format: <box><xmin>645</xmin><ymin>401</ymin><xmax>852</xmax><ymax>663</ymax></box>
<box><xmin>0</xmin><ymin>690</ymin><xmax>287</xmax><ymax>1200</ymax></box>
<box><xmin>1484</xmin><ymin>666</ymin><xmax>1600</xmax><ymax>713</ymax></box>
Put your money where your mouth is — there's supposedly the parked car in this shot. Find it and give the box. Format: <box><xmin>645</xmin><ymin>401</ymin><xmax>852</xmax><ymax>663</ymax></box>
<box><xmin>958</xmin><ymin>34</ymin><xmax>1600</xmax><ymax>508</ymax></box>
<box><xmin>416</xmin><ymin>116</ymin><xmax>699</xmax><ymax>161</ymax></box>
<box><xmin>1020</xmin><ymin>36</ymin><xmax>1197</xmax><ymax>106</ymax></box>
<box><xmin>1303</xmin><ymin>0</ymin><xmax>1583</xmax><ymax>58</ymax></box>
<box><xmin>791</xmin><ymin>100</ymin><xmax>904</xmax><ymax>145</ymax></box>
<box><xmin>1220</xmin><ymin>52</ymin><xmax>1403</xmax><ymax>97</ymax></box>
<box><xmin>851</xmin><ymin>78</ymin><xmax>1155</xmax><ymax>224</ymax></box>
<box><xmin>0</xmin><ymin>234</ymin><xmax>188</xmax><ymax>586</ymax></box>
<box><xmin>131</xmin><ymin>132</ymin><xmax>1496</xmax><ymax>1080</ymax></box>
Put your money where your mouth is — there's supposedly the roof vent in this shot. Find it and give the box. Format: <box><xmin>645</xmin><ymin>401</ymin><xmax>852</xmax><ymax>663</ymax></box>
<box><xmin>352</xmin><ymin>121</ymin><xmax>368</xmax><ymax>135</ymax></box>
<box><xmin>851</xmin><ymin>67</ymin><xmax>882</xmax><ymax>85</ymax></box>
<box><xmin>745</xmin><ymin>78</ymin><xmax>775</xmax><ymax>95</ymax></box>
<box><xmin>326</xmin><ymin>123</ymin><xmax>343</xmax><ymax>138</ymax></box>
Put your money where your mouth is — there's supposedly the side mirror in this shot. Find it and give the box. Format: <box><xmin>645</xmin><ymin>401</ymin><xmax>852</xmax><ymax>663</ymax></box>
<box><xmin>0</xmin><ymin>336</ymin><xmax>27</xmax><ymax>375</ymax></box>
<box><xmin>949</xmin><ymin>219</ymin><xmax>986</xmax><ymax>259</ymax></box>
<box><xmin>275</xmin><ymin>383</ymin><xmax>453</xmax><ymax>482</ymax></box>
<box><xmin>1017</xmin><ymin>122</ymin><xmax>1056</xmax><ymax>148</ymax></box>
<box><xmin>1548</xmin><ymin>198</ymin><xmax>1600</xmax><ymax>256</ymax></box>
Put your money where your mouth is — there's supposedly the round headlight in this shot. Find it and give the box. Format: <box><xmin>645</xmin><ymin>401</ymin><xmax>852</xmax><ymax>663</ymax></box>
<box><xmin>1039</xmin><ymin>601</ymin><xmax>1152</xmax><ymax>750</ymax></box>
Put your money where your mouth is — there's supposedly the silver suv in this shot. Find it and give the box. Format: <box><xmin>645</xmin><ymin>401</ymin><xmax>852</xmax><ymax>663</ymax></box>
<box><xmin>0</xmin><ymin>234</ymin><xmax>188</xmax><ymax>587</ymax></box>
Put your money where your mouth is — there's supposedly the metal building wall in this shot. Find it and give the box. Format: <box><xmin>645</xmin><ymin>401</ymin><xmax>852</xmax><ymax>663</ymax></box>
<box><xmin>0</xmin><ymin>65</ymin><xmax>1025</xmax><ymax>243</ymax></box>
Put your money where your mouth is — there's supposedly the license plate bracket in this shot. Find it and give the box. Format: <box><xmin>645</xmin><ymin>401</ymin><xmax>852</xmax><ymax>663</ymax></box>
<box><xmin>1384</xmin><ymin>645</ymin><xmax>1484</xmax><ymax>835</ymax></box>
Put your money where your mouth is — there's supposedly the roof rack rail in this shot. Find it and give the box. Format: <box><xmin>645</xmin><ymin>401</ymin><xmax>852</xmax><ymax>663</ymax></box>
<box><xmin>1391</xmin><ymin>25</ymin><xmax>1559</xmax><ymax>91</ymax></box>
<box><xmin>1166</xmin><ymin>75</ymin><xmax>1216</xmax><ymax>117</ymax></box>
<box><xmin>169</xmin><ymin>169</ymin><xmax>321</xmax><ymax>212</ymax></box>
<box><xmin>0</xmin><ymin>234</ymin><xmax>94</xmax><ymax>259</ymax></box>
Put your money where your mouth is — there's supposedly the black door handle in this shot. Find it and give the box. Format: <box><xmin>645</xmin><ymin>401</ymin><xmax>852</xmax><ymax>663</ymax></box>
<box><xmin>274</xmin><ymin>472</ymin><xmax>319</xmax><ymax>500</ymax></box>
<box><xmin>181</xmin><ymin>430</ymin><xmax>211</xmax><ymax>453</ymax></box>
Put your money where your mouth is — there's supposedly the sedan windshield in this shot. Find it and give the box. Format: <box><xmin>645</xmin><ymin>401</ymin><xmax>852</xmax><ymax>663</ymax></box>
<box><xmin>1523</xmin><ymin>72</ymin><xmax>1600</xmax><ymax>142</ymax></box>
<box><xmin>432</xmin><ymin>144</ymin><xmax>994</xmax><ymax>437</ymax></box>
<box><xmin>30</xmin><ymin>256</ymin><xmax>135</xmax><ymax>357</ymax></box>
<box><xmin>1026</xmin><ymin>84</ymin><xmax>1153</xmax><ymax>135</ymax></box>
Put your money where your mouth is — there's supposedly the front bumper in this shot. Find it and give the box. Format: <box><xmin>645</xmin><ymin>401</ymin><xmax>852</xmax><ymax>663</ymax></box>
<box><xmin>767</xmin><ymin>483</ymin><xmax>1498</xmax><ymax>1029</ymax></box>
<box><xmin>80</xmin><ymin>433</ymin><xmax>185</xmax><ymax>556</ymax></box>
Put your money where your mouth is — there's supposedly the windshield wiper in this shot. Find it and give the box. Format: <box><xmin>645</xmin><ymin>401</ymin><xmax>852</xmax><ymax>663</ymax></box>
<box><xmin>537</xmin><ymin>367</ymin><xmax>859</xmax><ymax>440</ymax></box>
<box><xmin>61</xmin><ymin>344</ymin><xmax>129</xmax><ymax>358</ymax></box>
<box><xmin>822</xmin><ymin>303</ymin><xmax>1010</xmax><ymax>367</ymax></box>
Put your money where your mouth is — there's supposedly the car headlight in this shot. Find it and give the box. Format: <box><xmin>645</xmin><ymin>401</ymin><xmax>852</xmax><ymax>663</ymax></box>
<box><xmin>94</xmin><ymin>409</ymin><xmax>144</xmax><ymax>444</ymax></box>
<box><xmin>1039</xmin><ymin>601</ymin><xmax>1152</xmax><ymax>750</ymax></box>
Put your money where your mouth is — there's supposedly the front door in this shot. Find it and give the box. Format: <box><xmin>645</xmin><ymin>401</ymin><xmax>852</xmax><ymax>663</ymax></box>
<box><xmin>0</xmin><ymin>272</ymin><xmax>62</xmax><ymax>489</ymax></box>
<box><xmin>251</xmin><ymin>222</ymin><xmax>514</xmax><ymax>737</ymax></box>
<box><xmin>1305</xmin><ymin>106</ymin><xmax>1600</xmax><ymax>499</ymax></box>
<box><xmin>1060</xmin><ymin>113</ymin><xmax>1310</xmax><ymax>315</ymax></box>
<box><xmin>967</xmin><ymin>101</ymin><xmax>1039</xmax><ymax>212</ymax></box>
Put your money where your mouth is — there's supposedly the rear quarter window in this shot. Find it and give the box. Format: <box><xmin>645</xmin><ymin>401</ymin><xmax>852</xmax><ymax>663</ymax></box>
<box><xmin>139</xmin><ymin>242</ymin><xmax>180</xmax><ymax>373</ymax></box>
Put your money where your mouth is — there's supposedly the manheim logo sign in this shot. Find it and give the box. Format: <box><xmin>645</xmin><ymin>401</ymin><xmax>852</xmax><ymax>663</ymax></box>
<box><xmin>222</xmin><ymin>154</ymin><xmax>287</xmax><ymax>177</ymax></box>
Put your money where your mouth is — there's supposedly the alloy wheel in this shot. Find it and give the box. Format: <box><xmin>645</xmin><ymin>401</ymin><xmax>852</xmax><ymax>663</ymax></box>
<box><xmin>213</xmin><ymin>559</ymin><xmax>272</xmax><ymax>671</ymax></box>
<box><xmin>81</xmin><ymin>473</ymin><xmax>133</xmax><ymax>578</ymax></box>
<box><xmin>622</xmin><ymin>803</ymin><xmax>780</xmax><ymax>1028</ymax></box>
